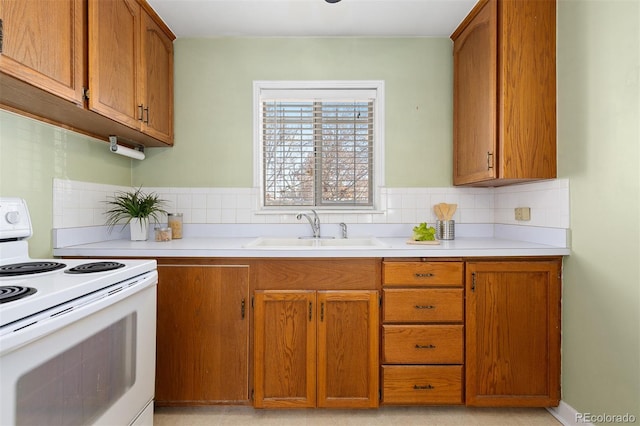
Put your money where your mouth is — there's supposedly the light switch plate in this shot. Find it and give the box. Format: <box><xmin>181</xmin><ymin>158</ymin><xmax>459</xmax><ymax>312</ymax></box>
<box><xmin>515</xmin><ymin>207</ymin><xmax>531</xmax><ymax>221</ymax></box>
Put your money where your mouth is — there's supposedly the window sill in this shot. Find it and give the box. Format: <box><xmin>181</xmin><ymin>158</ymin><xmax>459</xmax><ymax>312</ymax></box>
<box><xmin>254</xmin><ymin>209</ymin><xmax>386</xmax><ymax>215</ymax></box>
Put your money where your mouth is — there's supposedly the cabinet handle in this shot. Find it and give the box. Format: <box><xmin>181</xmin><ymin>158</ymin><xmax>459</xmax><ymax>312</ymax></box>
<box><xmin>471</xmin><ymin>272</ymin><xmax>476</xmax><ymax>292</ymax></box>
<box><xmin>414</xmin><ymin>305</ymin><xmax>436</xmax><ymax>310</ymax></box>
<box><xmin>415</xmin><ymin>344</ymin><xmax>436</xmax><ymax>349</ymax></box>
<box><xmin>413</xmin><ymin>384</ymin><xmax>434</xmax><ymax>390</ymax></box>
<box><xmin>487</xmin><ymin>151</ymin><xmax>494</xmax><ymax>170</ymax></box>
<box><xmin>241</xmin><ymin>298</ymin><xmax>245</xmax><ymax>319</ymax></box>
<box><xmin>414</xmin><ymin>273</ymin><xmax>434</xmax><ymax>278</ymax></box>
<box><xmin>309</xmin><ymin>301</ymin><xmax>312</xmax><ymax>322</ymax></box>
<box><xmin>0</xmin><ymin>19</ymin><xmax>4</xmax><ymax>53</ymax></box>
<box><xmin>138</xmin><ymin>104</ymin><xmax>144</xmax><ymax>121</ymax></box>
<box><xmin>320</xmin><ymin>302</ymin><xmax>324</xmax><ymax>322</ymax></box>
<box><xmin>144</xmin><ymin>106</ymin><xmax>149</xmax><ymax>124</ymax></box>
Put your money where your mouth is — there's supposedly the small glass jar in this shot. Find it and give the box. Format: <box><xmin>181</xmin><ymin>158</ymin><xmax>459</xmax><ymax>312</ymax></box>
<box><xmin>155</xmin><ymin>226</ymin><xmax>172</xmax><ymax>242</ymax></box>
<box><xmin>167</xmin><ymin>213</ymin><xmax>183</xmax><ymax>239</ymax></box>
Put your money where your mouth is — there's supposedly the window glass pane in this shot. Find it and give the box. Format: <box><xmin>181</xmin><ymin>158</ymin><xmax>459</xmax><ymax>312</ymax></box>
<box><xmin>262</xmin><ymin>96</ymin><xmax>374</xmax><ymax>208</ymax></box>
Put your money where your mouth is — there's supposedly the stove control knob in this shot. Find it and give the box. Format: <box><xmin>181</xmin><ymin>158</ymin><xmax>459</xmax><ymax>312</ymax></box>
<box><xmin>6</xmin><ymin>211</ymin><xmax>20</xmax><ymax>224</ymax></box>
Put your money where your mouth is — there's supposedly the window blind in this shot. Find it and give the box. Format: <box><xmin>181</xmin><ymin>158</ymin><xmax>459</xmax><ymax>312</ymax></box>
<box><xmin>262</xmin><ymin>98</ymin><xmax>374</xmax><ymax>207</ymax></box>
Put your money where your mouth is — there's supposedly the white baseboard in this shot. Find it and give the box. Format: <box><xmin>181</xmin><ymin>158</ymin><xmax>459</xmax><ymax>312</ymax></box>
<box><xmin>547</xmin><ymin>401</ymin><xmax>594</xmax><ymax>426</ymax></box>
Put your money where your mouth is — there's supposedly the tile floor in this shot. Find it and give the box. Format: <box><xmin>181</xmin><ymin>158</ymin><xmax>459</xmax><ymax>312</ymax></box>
<box><xmin>154</xmin><ymin>406</ymin><xmax>562</xmax><ymax>425</ymax></box>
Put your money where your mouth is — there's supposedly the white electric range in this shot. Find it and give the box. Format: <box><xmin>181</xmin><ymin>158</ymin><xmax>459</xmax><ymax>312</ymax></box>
<box><xmin>0</xmin><ymin>197</ymin><xmax>158</xmax><ymax>426</ymax></box>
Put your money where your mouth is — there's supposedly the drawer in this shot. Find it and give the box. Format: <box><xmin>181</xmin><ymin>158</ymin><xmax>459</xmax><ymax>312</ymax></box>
<box><xmin>383</xmin><ymin>262</ymin><xmax>463</xmax><ymax>287</ymax></box>
<box><xmin>383</xmin><ymin>289</ymin><xmax>463</xmax><ymax>323</ymax></box>
<box><xmin>382</xmin><ymin>365</ymin><xmax>463</xmax><ymax>405</ymax></box>
<box><xmin>383</xmin><ymin>325</ymin><xmax>463</xmax><ymax>364</ymax></box>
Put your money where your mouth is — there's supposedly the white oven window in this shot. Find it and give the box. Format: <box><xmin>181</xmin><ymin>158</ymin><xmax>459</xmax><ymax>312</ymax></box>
<box><xmin>15</xmin><ymin>313</ymin><xmax>137</xmax><ymax>425</ymax></box>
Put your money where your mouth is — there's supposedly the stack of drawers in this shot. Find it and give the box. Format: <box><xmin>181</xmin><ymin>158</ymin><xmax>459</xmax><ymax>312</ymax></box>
<box><xmin>381</xmin><ymin>260</ymin><xmax>465</xmax><ymax>405</ymax></box>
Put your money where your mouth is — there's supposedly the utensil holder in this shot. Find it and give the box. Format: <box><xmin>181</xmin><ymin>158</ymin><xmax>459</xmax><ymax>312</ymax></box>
<box><xmin>436</xmin><ymin>220</ymin><xmax>455</xmax><ymax>240</ymax></box>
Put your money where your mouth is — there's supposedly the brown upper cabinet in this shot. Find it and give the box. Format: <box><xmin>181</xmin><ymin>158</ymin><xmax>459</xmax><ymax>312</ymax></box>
<box><xmin>451</xmin><ymin>0</ymin><xmax>556</xmax><ymax>186</ymax></box>
<box><xmin>0</xmin><ymin>0</ymin><xmax>85</xmax><ymax>105</ymax></box>
<box><xmin>0</xmin><ymin>0</ymin><xmax>174</xmax><ymax>147</ymax></box>
<box><xmin>88</xmin><ymin>0</ymin><xmax>174</xmax><ymax>144</ymax></box>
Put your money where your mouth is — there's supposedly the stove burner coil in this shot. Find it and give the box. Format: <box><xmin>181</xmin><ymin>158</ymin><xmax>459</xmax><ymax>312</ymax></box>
<box><xmin>0</xmin><ymin>285</ymin><xmax>37</xmax><ymax>303</ymax></box>
<box><xmin>65</xmin><ymin>262</ymin><xmax>126</xmax><ymax>274</ymax></box>
<box><xmin>0</xmin><ymin>262</ymin><xmax>66</xmax><ymax>277</ymax></box>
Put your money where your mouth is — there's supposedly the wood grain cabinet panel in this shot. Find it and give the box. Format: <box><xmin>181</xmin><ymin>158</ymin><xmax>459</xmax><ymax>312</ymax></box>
<box><xmin>0</xmin><ymin>0</ymin><xmax>85</xmax><ymax>104</ymax></box>
<box><xmin>383</xmin><ymin>288</ymin><xmax>463</xmax><ymax>323</ymax></box>
<box><xmin>155</xmin><ymin>265</ymin><xmax>250</xmax><ymax>405</ymax></box>
<box><xmin>383</xmin><ymin>325</ymin><xmax>463</xmax><ymax>364</ymax></box>
<box><xmin>465</xmin><ymin>259</ymin><xmax>561</xmax><ymax>407</ymax></box>
<box><xmin>383</xmin><ymin>262</ymin><xmax>463</xmax><ymax>287</ymax></box>
<box><xmin>317</xmin><ymin>291</ymin><xmax>379</xmax><ymax>408</ymax></box>
<box><xmin>451</xmin><ymin>0</ymin><xmax>556</xmax><ymax>186</ymax></box>
<box><xmin>381</xmin><ymin>260</ymin><xmax>464</xmax><ymax>406</ymax></box>
<box><xmin>140</xmin><ymin>10</ymin><xmax>174</xmax><ymax>143</ymax></box>
<box><xmin>88</xmin><ymin>0</ymin><xmax>141</xmax><ymax>129</ymax></box>
<box><xmin>253</xmin><ymin>289</ymin><xmax>379</xmax><ymax>409</ymax></box>
<box><xmin>382</xmin><ymin>366</ymin><xmax>463</xmax><ymax>405</ymax></box>
<box><xmin>88</xmin><ymin>0</ymin><xmax>174</xmax><ymax>143</ymax></box>
<box><xmin>0</xmin><ymin>0</ymin><xmax>174</xmax><ymax>147</ymax></box>
<box><xmin>253</xmin><ymin>290</ymin><xmax>317</xmax><ymax>408</ymax></box>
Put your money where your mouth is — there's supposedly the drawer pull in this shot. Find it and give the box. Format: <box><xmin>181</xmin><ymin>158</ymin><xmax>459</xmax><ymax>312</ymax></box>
<box><xmin>414</xmin><ymin>273</ymin><xmax>434</xmax><ymax>278</ymax></box>
<box><xmin>415</xmin><ymin>344</ymin><xmax>436</xmax><ymax>349</ymax></box>
<box><xmin>413</xmin><ymin>384</ymin><xmax>434</xmax><ymax>390</ymax></box>
<box><xmin>414</xmin><ymin>305</ymin><xmax>436</xmax><ymax>309</ymax></box>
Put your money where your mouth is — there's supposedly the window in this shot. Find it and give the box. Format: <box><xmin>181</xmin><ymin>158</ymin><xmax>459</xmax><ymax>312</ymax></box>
<box><xmin>254</xmin><ymin>81</ymin><xmax>384</xmax><ymax>210</ymax></box>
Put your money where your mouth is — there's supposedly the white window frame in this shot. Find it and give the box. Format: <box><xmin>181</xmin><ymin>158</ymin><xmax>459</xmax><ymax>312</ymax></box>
<box><xmin>253</xmin><ymin>80</ymin><xmax>385</xmax><ymax>212</ymax></box>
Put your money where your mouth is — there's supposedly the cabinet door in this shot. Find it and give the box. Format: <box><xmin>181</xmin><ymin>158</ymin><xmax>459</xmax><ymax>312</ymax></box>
<box><xmin>88</xmin><ymin>0</ymin><xmax>141</xmax><ymax>128</ymax></box>
<box><xmin>465</xmin><ymin>260</ymin><xmax>561</xmax><ymax>407</ymax></box>
<box><xmin>317</xmin><ymin>291</ymin><xmax>379</xmax><ymax>408</ymax></box>
<box><xmin>452</xmin><ymin>0</ymin><xmax>497</xmax><ymax>185</ymax></box>
<box><xmin>254</xmin><ymin>290</ymin><xmax>316</xmax><ymax>408</ymax></box>
<box><xmin>0</xmin><ymin>0</ymin><xmax>85</xmax><ymax>104</ymax></box>
<box><xmin>140</xmin><ymin>9</ymin><xmax>173</xmax><ymax>144</ymax></box>
<box><xmin>155</xmin><ymin>265</ymin><xmax>250</xmax><ymax>404</ymax></box>
<box><xmin>499</xmin><ymin>0</ymin><xmax>556</xmax><ymax>181</ymax></box>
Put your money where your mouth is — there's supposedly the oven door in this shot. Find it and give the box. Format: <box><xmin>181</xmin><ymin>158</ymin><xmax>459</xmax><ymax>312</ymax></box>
<box><xmin>0</xmin><ymin>271</ymin><xmax>157</xmax><ymax>426</ymax></box>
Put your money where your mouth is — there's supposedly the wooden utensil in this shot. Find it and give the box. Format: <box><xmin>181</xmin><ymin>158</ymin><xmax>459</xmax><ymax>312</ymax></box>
<box><xmin>434</xmin><ymin>204</ymin><xmax>444</xmax><ymax>220</ymax></box>
<box><xmin>446</xmin><ymin>203</ymin><xmax>457</xmax><ymax>220</ymax></box>
<box><xmin>438</xmin><ymin>202</ymin><xmax>448</xmax><ymax>220</ymax></box>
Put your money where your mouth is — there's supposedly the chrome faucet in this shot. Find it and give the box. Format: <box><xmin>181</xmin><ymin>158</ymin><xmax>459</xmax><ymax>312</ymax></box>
<box><xmin>296</xmin><ymin>209</ymin><xmax>321</xmax><ymax>238</ymax></box>
<box><xmin>339</xmin><ymin>222</ymin><xmax>348</xmax><ymax>239</ymax></box>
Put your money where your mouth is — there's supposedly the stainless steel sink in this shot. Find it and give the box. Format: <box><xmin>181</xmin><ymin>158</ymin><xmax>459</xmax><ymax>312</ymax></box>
<box><xmin>244</xmin><ymin>237</ymin><xmax>388</xmax><ymax>249</ymax></box>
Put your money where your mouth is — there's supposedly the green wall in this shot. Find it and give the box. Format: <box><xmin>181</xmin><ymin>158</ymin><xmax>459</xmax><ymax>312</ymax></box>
<box><xmin>0</xmin><ymin>111</ymin><xmax>132</xmax><ymax>258</ymax></box>
<box><xmin>557</xmin><ymin>0</ymin><xmax>639</xmax><ymax>421</ymax></box>
<box><xmin>134</xmin><ymin>37</ymin><xmax>453</xmax><ymax>188</ymax></box>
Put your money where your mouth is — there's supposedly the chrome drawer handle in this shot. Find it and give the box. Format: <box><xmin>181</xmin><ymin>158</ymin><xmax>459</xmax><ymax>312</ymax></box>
<box><xmin>414</xmin><ymin>305</ymin><xmax>436</xmax><ymax>309</ymax></box>
<box><xmin>413</xmin><ymin>384</ymin><xmax>434</xmax><ymax>390</ymax></box>
<box><xmin>414</xmin><ymin>273</ymin><xmax>434</xmax><ymax>278</ymax></box>
<box><xmin>415</xmin><ymin>344</ymin><xmax>436</xmax><ymax>349</ymax></box>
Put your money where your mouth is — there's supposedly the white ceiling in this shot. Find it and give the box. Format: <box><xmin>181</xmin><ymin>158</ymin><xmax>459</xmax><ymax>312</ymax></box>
<box><xmin>147</xmin><ymin>0</ymin><xmax>478</xmax><ymax>38</ymax></box>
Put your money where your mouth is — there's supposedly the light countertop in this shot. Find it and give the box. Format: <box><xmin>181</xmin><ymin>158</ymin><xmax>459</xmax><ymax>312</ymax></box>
<box><xmin>53</xmin><ymin>236</ymin><xmax>569</xmax><ymax>258</ymax></box>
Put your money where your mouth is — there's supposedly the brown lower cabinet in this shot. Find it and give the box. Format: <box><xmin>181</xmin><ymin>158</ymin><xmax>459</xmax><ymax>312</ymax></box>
<box><xmin>465</xmin><ymin>259</ymin><xmax>562</xmax><ymax>407</ymax></box>
<box><xmin>150</xmin><ymin>257</ymin><xmax>561</xmax><ymax>409</ymax></box>
<box><xmin>155</xmin><ymin>264</ymin><xmax>250</xmax><ymax>405</ymax></box>
<box><xmin>381</xmin><ymin>260</ymin><xmax>465</xmax><ymax>405</ymax></box>
<box><xmin>253</xmin><ymin>290</ymin><xmax>379</xmax><ymax>408</ymax></box>
<box><xmin>382</xmin><ymin>365</ymin><xmax>464</xmax><ymax>405</ymax></box>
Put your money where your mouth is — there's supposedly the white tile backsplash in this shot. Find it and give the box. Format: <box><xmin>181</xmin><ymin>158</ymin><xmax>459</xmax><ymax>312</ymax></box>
<box><xmin>52</xmin><ymin>178</ymin><xmax>570</xmax><ymax>229</ymax></box>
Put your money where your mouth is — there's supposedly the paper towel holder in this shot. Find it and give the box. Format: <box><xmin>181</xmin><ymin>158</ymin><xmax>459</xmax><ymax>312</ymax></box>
<box><xmin>109</xmin><ymin>136</ymin><xmax>145</xmax><ymax>160</ymax></box>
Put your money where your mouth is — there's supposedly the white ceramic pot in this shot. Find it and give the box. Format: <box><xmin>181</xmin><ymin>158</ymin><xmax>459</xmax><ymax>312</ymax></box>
<box><xmin>129</xmin><ymin>217</ymin><xmax>149</xmax><ymax>241</ymax></box>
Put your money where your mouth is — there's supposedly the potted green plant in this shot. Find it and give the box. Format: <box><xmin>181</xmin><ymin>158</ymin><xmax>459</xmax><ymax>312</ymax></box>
<box><xmin>105</xmin><ymin>187</ymin><xmax>167</xmax><ymax>241</ymax></box>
